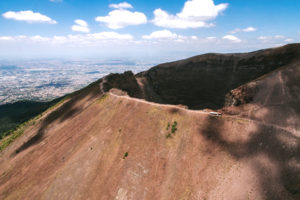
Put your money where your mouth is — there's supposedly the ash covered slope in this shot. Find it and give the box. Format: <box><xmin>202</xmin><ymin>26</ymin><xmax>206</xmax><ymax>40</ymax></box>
<box><xmin>0</xmin><ymin>44</ymin><xmax>299</xmax><ymax>200</ymax></box>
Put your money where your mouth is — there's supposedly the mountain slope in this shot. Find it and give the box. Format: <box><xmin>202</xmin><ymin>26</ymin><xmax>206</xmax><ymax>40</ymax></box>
<box><xmin>137</xmin><ymin>43</ymin><xmax>300</xmax><ymax>109</ymax></box>
<box><xmin>0</xmin><ymin>44</ymin><xmax>300</xmax><ymax>200</ymax></box>
<box><xmin>0</xmin><ymin>99</ymin><xmax>63</xmax><ymax>139</ymax></box>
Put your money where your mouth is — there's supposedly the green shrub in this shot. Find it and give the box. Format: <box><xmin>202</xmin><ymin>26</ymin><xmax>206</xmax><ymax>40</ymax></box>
<box><xmin>166</xmin><ymin>121</ymin><xmax>178</xmax><ymax>139</ymax></box>
<box><xmin>171</xmin><ymin>121</ymin><xmax>178</xmax><ymax>133</ymax></box>
<box><xmin>123</xmin><ymin>152</ymin><xmax>129</xmax><ymax>159</ymax></box>
<box><xmin>166</xmin><ymin>122</ymin><xmax>170</xmax><ymax>131</ymax></box>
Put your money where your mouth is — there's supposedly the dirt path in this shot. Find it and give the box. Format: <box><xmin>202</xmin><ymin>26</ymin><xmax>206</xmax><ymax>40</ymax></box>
<box><xmin>99</xmin><ymin>77</ymin><xmax>107</xmax><ymax>94</ymax></box>
<box><xmin>109</xmin><ymin>92</ymin><xmax>300</xmax><ymax>136</ymax></box>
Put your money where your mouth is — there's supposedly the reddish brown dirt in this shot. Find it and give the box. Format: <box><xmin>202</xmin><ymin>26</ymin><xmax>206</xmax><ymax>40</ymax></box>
<box><xmin>0</xmin><ymin>45</ymin><xmax>299</xmax><ymax>200</ymax></box>
<box><xmin>0</xmin><ymin>94</ymin><xmax>299</xmax><ymax>199</ymax></box>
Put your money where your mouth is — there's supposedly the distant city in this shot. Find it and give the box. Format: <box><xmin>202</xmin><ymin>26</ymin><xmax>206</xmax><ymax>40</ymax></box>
<box><xmin>0</xmin><ymin>59</ymin><xmax>156</xmax><ymax>105</ymax></box>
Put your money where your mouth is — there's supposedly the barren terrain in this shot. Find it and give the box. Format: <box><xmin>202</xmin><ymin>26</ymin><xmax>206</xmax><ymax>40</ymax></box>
<box><xmin>0</xmin><ymin>44</ymin><xmax>299</xmax><ymax>200</ymax></box>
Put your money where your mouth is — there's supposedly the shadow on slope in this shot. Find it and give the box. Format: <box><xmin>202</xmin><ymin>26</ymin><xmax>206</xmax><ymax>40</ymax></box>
<box><xmin>13</xmin><ymin>80</ymin><xmax>102</xmax><ymax>155</ymax></box>
<box><xmin>200</xmin><ymin>113</ymin><xmax>300</xmax><ymax>199</ymax></box>
<box><xmin>0</xmin><ymin>99</ymin><xmax>63</xmax><ymax>139</ymax></box>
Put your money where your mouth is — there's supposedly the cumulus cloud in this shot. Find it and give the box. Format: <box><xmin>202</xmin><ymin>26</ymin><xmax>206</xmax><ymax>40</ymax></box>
<box><xmin>243</xmin><ymin>27</ymin><xmax>256</xmax><ymax>32</ymax></box>
<box><xmin>109</xmin><ymin>2</ymin><xmax>133</xmax><ymax>9</ymax></box>
<box><xmin>95</xmin><ymin>4</ymin><xmax>147</xmax><ymax>29</ymax></box>
<box><xmin>223</xmin><ymin>35</ymin><xmax>241</xmax><ymax>43</ymax></box>
<box><xmin>142</xmin><ymin>30</ymin><xmax>178</xmax><ymax>39</ymax></box>
<box><xmin>152</xmin><ymin>0</ymin><xmax>228</xmax><ymax>29</ymax></box>
<box><xmin>142</xmin><ymin>30</ymin><xmax>203</xmax><ymax>43</ymax></box>
<box><xmin>2</xmin><ymin>10</ymin><xmax>57</xmax><ymax>24</ymax></box>
<box><xmin>71</xmin><ymin>19</ymin><xmax>90</xmax><ymax>33</ymax></box>
<box><xmin>230</xmin><ymin>26</ymin><xmax>256</xmax><ymax>34</ymax></box>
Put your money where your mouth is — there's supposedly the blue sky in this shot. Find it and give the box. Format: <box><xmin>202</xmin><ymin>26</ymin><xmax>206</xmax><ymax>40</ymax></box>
<box><xmin>0</xmin><ymin>0</ymin><xmax>300</xmax><ymax>59</ymax></box>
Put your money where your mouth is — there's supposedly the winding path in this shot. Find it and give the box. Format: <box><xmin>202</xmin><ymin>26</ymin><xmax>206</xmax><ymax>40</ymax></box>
<box><xmin>108</xmin><ymin>91</ymin><xmax>300</xmax><ymax>137</ymax></box>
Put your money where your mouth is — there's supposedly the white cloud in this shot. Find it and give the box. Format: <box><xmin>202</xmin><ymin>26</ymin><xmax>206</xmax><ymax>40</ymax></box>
<box><xmin>243</xmin><ymin>27</ymin><xmax>256</xmax><ymax>32</ymax></box>
<box><xmin>95</xmin><ymin>9</ymin><xmax>147</xmax><ymax>29</ymax></box>
<box><xmin>142</xmin><ymin>30</ymin><xmax>203</xmax><ymax>43</ymax></box>
<box><xmin>223</xmin><ymin>35</ymin><xmax>241</xmax><ymax>43</ymax></box>
<box><xmin>230</xmin><ymin>28</ymin><xmax>241</xmax><ymax>34</ymax></box>
<box><xmin>30</xmin><ymin>35</ymin><xmax>51</xmax><ymax>42</ymax></box>
<box><xmin>206</xmin><ymin>36</ymin><xmax>217</xmax><ymax>40</ymax></box>
<box><xmin>2</xmin><ymin>32</ymin><xmax>279</xmax><ymax>59</ymax></box>
<box><xmin>257</xmin><ymin>35</ymin><xmax>295</xmax><ymax>45</ymax></box>
<box><xmin>152</xmin><ymin>9</ymin><xmax>213</xmax><ymax>29</ymax></box>
<box><xmin>284</xmin><ymin>38</ymin><xmax>293</xmax><ymax>42</ymax></box>
<box><xmin>109</xmin><ymin>2</ymin><xmax>133</xmax><ymax>9</ymax></box>
<box><xmin>2</xmin><ymin>10</ymin><xmax>57</xmax><ymax>24</ymax></box>
<box><xmin>142</xmin><ymin>30</ymin><xmax>178</xmax><ymax>39</ymax></box>
<box><xmin>152</xmin><ymin>0</ymin><xmax>228</xmax><ymax>29</ymax></box>
<box><xmin>230</xmin><ymin>26</ymin><xmax>256</xmax><ymax>34</ymax></box>
<box><xmin>274</xmin><ymin>35</ymin><xmax>284</xmax><ymax>39</ymax></box>
<box><xmin>298</xmin><ymin>31</ymin><xmax>300</xmax><ymax>34</ymax></box>
<box><xmin>0</xmin><ymin>36</ymin><xmax>14</xmax><ymax>41</ymax></box>
<box><xmin>258</xmin><ymin>36</ymin><xmax>270</xmax><ymax>41</ymax></box>
<box><xmin>0</xmin><ymin>32</ymin><xmax>134</xmax><ymax>46</ymax></box>
<box><xmin>258</xmin><ymin>35</ymin><xmax>286</xmax><ymax>42</ymax></box>
<box><xmin>52</xmin><ymin>36</ymin><xmax>67</xmax><ymax>43</ymax></box>
<box><xmin>74</xmin><ymin>19</ymin><xmax>88</xmax><ymax>27</ymax></box>
<box><xmin>72</xmin><ymin>19</ymin><xmax>90</xmax><ymax>33</ymax></box>
<box><xmin>72</xmin><ymin>25</ymin><xmax>89</xmax><ymax>33</ymax></box>
<box><xmin>87</xmin><ymin>32</ymin><xmax>133</xmax><ymax>40</ymax></box>
<box><xmin>15</xmin><ymin>35</ymin><xmax>27</xmax><ymax>39</ymax></box>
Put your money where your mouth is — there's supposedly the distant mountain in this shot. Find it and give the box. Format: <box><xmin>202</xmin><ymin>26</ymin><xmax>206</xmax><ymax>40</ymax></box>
<box><xmin>0</xmin><ymin>44</ymin><xmax>299</xmax><ymax>200</ymax></box>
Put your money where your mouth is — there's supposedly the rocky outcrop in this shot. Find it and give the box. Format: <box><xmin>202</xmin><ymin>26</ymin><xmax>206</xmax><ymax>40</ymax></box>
<box><xmin>102</xmin><ymin>71</ymin><xmax>143</xmax><ymax>98</ymax></box>
<box><xmin>224</xmin><ymin>82</ymin><xmax>259</xmax><ymax>106</ymax></box>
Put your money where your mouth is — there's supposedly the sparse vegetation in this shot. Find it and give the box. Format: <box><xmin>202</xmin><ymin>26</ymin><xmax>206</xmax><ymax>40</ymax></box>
<box><xmin>123</xmin><ymin>152</ymin><xmax>129</xmax><ymax>159</ymax></box>
<box><xmin>171</xmin><ymin>121</ymin><xmax>178</xmax><ymax>133</ymax></box>
<box><xmin>166</xmin><ymin>122</ymin><xmax>170</xmax><ymax>130</ymax></box>
<box><xmin>96</xmin><ymin>94</ymin><xmax>109</xmax><ymax>104</ymax></box>
<box><xmin>166</xmin><ymin>133</ymin><xmax>172</xmax><ymax>139</ymax></box>
<box><xmin>0</xmin><ymin>97</ymin><xmax>69</xmax><ymax>152</ymax></box>
<box><xmin>0</xmin><ymin>117</ymin><xmax>36</xmax><ymax>152</ymax></box>
<box><xmin>166</xmin><ymin>121</ymin><xmax>178</xmax><ymax>139</ymax></box>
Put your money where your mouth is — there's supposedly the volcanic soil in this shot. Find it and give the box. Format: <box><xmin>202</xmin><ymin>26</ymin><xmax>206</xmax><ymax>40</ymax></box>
<box><xmin>0</xmin><ymin>44</ymin><xmax>300</xmax><ymax>200</ymax></box>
